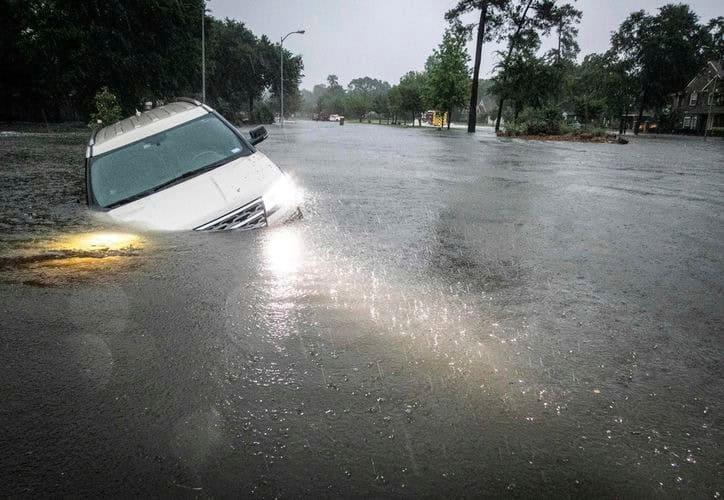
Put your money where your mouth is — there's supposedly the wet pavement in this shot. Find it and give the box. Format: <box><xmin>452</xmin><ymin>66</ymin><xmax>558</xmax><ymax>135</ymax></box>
<box><xmin>1</xmin><ymin>122</ymin><xmax>722</xmax><ymax>497</ymax></box>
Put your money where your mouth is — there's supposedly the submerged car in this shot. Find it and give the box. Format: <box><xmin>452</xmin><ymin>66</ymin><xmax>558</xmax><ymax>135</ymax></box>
<box><xmin>85</xmin><ymin>98</ymin><xmax>301</xmax><ymax>231</ymax></box>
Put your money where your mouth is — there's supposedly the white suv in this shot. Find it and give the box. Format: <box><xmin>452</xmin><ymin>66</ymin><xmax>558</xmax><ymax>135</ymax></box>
<box><xmin>85</xmin><ymin>98</ymin><xmax>301</xmax><ymax>231</ymax></box>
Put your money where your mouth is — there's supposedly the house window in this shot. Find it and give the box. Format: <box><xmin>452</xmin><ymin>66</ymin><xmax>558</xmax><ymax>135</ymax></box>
<box><xmin>714</xmin><ymin>114</ymin><xmax>724</xmax><ymax>128</ymax></box>
<box><xmin>691</xmin><ymin>115</ymin><xmax>698</xmax><ymax>129</ymax></box>
<box><xmin>690</xmin><ymin>92</ymin><xmax>698</xmax><ymax>106</ymax></box>
<box><xmin>683</xmin><ymin>116</ymin><xmax>691</xmax><ymax>128</ymax></box>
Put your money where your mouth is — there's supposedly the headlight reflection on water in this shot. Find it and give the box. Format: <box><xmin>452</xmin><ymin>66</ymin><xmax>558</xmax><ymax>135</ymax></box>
<box><xmin>0</xmin><ymin>231</ymin><xmax>145</xmax><ymax>286</ymax></box>
<box><xmin>57</xmin><ymin>232</ymin><xmax>143</xmax><ymax>252</ymax></box>
<box><xmin>251</xmin><ymin>225</ymin><xmax>552</xmax><ymax>419</ymax></box>
<box><xmin>263</xmin><ymin>226</ymin><xmax>304</xmax><ymax>277</ymax></box>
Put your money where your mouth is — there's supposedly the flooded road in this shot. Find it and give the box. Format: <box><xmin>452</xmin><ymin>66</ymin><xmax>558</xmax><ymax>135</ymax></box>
<box><xmin>1</xmin><ymin>122</ymin><xmax>722</xmax><ymax>497</ymax></box>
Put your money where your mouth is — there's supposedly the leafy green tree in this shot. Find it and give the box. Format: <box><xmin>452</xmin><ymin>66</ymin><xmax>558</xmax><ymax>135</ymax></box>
<box><xmin>347</xmin><ymin>77</ymin><xmax>391</xmax><ymax>121</ymax></box>
<box><xmin>206</xmin><ymin>19</ymin><xmax>261</xmax><ymax>117</ymax></box>
<box><xmin>569</xmin><ymin>54</ymin><xmax>608</xmax><ymax>125</ymax></box>
<box><xmin>705</xmin><ymin>17</ymin><xmax>723</xmax><ymax>59</ymax></box>
<box><xmin>567</xmin><ymin>52</ymin><xmax>636</xmax><ymax>130</ymax></box>
<box><xmin>388</xmin><ymin>85</ymin><xmax>403</xmax><ymax>124</ymax></box>
<box><xmin>604</xmin><ymin>57</ymin><xmax>639</xmax><ymax>134</ymax></box>
<box><xmin>398</xmin><ymin>71</ymin><xmax>428</xmax><ymax>126</ymax></box>
<box><xmin>492</xmin><ymin>0</ymin><xmax>537</xmax><ymax>132</ymax></box>
<box><xmin>491</xmin><ymin>46</ymin><xmax>558</xmax><ymax>123</ymax></box>
<box><xmin>318</xmin><ymin>75</ymin><xmax>346</xmax><ymax>116</ymax></box>
<box><xmin>16</xmin><ymin>0</ymin><xmax>203</xmax><ymax>119</ymax></box>
<box><xmin>0</xmin><ymin>1</ymin><xmax>305</xmax><ymax>124</ymax></box>
<box><xmin>88</xmin><ymin>87</ymin><xmax>122</xmax><ymax>129</ymax></box>
<box><xmin>372</xmin><ymin>91</ymin><xmax>390</xmax><ymax>123</ymax></box>
<box><xmin>493</xmin><ymin>0</ymin><xmax>580</xmax><ymax>131</ymax></box>
<box><xmin>446</xmin><ymin>0</ymin><xmax>509</xmax><ymax>132</ymax></box>
<box><xmin>537</xmin><ymin>2</ymin><xmax>582</xmax><ymax>65</ymax></box>
<box><xmin>611</xmin><ymin>4</ymin><xmax>715</xmax><ymax>134</ymax></box>
<box><xmin>424</xmin><ymin>31</ymin><xmax>470</xmax><ymax>129</ymax></box>
<box><xmin>346</xmin><ymin>92</ymin><xmax>368</xmax><ymax>121</ymax></box>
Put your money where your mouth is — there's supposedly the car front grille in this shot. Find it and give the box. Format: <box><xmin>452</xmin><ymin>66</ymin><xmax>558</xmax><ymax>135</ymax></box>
<box><xmin>194</xmin><ymin>198</ymin><xmax>267</xmax><ymax>231</ymax></box>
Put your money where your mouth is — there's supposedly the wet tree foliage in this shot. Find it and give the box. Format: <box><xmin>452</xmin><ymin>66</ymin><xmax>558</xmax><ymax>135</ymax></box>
<box><xmin>0</xmin><ymin>0</ymin><xmax>303</xmax><ymax>122</ymax></box>
<box><xmin>610</xmin><ymin>5</ymin><xmax>721</xmax><ymax>133</ymax></box>
<box><xmin>424</xmin><ymin>31</ymin><xmax>471</xmax><ymax>130</ymax></box>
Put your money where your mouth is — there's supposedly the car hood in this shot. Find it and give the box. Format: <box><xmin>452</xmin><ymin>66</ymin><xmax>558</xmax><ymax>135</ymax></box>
<box><xmin>103</xmin><ymin>151</ymin><xmax>283</xmax><ymax>231</ymax></box>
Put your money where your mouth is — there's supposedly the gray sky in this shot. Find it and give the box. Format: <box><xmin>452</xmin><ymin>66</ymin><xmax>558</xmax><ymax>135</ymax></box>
<box><xmin>210</xmin><ymin>0</ymin><xmax>722</xmax><ymax>90</ymax></box>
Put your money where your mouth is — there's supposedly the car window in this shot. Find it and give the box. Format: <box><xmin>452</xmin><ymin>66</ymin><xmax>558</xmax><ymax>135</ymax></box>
<box><xmin>90</xmin><ymin>114</ymin><xmax>251</xmax><ymax>208</ymax></box>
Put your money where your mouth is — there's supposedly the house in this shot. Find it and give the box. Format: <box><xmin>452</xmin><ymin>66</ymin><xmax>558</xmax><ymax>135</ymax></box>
<box><xmin>672</xmin><ymin>60</ymin><xmax>724</xmax><ymax>135</ymax></box>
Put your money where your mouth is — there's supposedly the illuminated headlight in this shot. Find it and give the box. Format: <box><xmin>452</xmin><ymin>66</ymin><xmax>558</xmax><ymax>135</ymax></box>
<box><xmin>263</xmin><ymin>175</ymin><xmax>302</xmax><ymax>215</ymax></box>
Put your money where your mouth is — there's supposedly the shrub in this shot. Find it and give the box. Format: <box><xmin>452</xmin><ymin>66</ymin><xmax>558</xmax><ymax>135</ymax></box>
<box><xmin>88</xmin><ymin>87</ymin><xmax>122</xmax><ymax>130</ymax></box>
<box><xmin>577</xmin><ymin>125</ymin><xmax>608</xmax><ymax>137</ymax></box>
<box><xmin>507</xmin><ymin>106</ymin><xmax>564</xmax><ymax>135</ymax></box>
<box><xmin>503</xmin><ymin>121</ymin><xmax>525</xmax><ymax>136</ymax></box>
<box><xmin>251</xmin><ymin>103</ymin><xmax>274</xmax><ymax>124</ymax></box>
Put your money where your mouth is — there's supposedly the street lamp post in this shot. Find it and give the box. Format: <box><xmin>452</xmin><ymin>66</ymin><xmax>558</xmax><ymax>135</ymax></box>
<box><xmin>280</xmin><ymin>29</ymin><xmax>305</xmax><ymax>127</ymax></box>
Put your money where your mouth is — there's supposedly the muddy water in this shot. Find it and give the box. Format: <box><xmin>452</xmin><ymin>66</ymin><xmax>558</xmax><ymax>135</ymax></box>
<box><xmin>1</xmin><ymin>123</ymin><xmax>722</xmax><ymax>497</ymax></box>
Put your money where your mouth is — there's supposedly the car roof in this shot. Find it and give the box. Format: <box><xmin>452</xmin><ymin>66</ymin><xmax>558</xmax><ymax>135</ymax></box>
<box><xmin>89</xmin><ymin>100</ymin><xmax>209</xmax><ymax>157</ymax></box>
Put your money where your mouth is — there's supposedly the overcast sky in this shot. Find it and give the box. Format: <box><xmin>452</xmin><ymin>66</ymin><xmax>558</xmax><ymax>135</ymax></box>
<box><xmin>210</xmin><ymin>0</ymin><xmax>722</xmax><ymax>90</ymax></box>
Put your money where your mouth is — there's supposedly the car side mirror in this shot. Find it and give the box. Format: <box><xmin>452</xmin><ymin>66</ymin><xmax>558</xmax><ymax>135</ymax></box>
<box><xmin>249</xmin><ymin>126</ymin><xmax>268</xmax><ymax>145</ymax></box>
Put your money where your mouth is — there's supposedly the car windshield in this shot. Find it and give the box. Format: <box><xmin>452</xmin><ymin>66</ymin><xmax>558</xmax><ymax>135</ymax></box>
<box><xmin>89</xmin><ymin>114</ymin><xmax>251</xmax><ymax>208</ymax></box>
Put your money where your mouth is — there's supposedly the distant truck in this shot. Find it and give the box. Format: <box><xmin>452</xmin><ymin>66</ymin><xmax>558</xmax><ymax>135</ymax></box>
<box><xmin>328</xmin><ymin>114</ymin><xmax>344</xmax><ymax>122</ymax></box>
<box><xmin>425</xmin><ymin>110</ymin><xmax>448</xmax><ymax>128</ymax></box>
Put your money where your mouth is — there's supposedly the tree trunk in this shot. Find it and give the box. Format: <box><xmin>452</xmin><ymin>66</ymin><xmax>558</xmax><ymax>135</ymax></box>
<box><xmin>249</xmin><ymin>95</ymin><xmax>254</xmax><ymax>115</ymax></box>
<box><xmin>634</xmin><ymin>90</ymin><xmax>646</xmax><ymax>136</ymax></box>
<box><xmin>495</xmin><ymin>97</ymin><xmax>505</xmax><ymax>132</ymax></box>
<box><xmin>411</xmin><ymin>111</ymin><xmax>415</xmax><ymax>126</ymax></box>
<box><xmin>556</xmin><ymin>22</ymin><xmax>562</xmax><ymax>66</ymax></box>
<box><xmin>468</xmin><ymin>3</ymin><xmax>488</xmax><ymax>133</ymax></box>
<box><xmin>618</xmin><ymin>104</ymin><xmax>625</xmax><ymax>135</ymax></box>
<box><xmin>447</xmin><ymin>107</ymin><xmax>452</xmax><ymax>130</ymax></box>
<box><xmin>494</xmin><ymin>0</ymin><xmax>534</xmax><ymax>133</ymax></box>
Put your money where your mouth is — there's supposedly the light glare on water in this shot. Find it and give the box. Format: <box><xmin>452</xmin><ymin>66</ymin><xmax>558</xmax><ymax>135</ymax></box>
<box><xmin>1</xmin><ymin>122</ymin><xmax>722</xmax><ymax>497</ymax></box>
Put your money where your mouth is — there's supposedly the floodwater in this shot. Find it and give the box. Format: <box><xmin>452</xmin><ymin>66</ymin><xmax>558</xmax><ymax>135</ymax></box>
<box><xmin>1</xmin><ymin>122</ymin><xmax>722</xmax><ymax>497</ymax></box>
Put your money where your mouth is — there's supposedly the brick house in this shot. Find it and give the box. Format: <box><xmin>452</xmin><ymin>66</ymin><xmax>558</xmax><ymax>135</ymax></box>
<box><xmin>672</xmin><ymin>60</ymin><xmax>724</xmax><ymax>134</ymax></box>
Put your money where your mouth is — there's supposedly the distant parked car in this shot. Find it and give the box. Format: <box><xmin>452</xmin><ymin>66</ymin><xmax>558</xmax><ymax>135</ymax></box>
<box><xmin>328</xmin><ymin>114</ymin><xmax>343</xmax><ymax>122</ymax></box>
<box><xmin>85</xmin><ymin>98</ymin><xmax>302</xmax><ymax>231</ymax></box>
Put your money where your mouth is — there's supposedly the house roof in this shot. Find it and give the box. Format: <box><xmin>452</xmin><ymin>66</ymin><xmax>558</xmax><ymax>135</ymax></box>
<box><xmin>709</xmin><ymin>60</ymin><xmax>724</xmax><ymax>79</ymax></box>
<box><xmin>685</xmin><ymin>60</ymin><xmax>724</xmax><ymax>90</ymax></box>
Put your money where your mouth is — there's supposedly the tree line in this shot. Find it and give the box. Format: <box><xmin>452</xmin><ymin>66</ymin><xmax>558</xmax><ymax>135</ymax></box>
<box><xmin>300</xmin><ymin>1</ymin><xmax>722</xmax><ymax>134</ymax></box>
<box><xmin>300</xmin><ymin>32</ymin><xmax>470</xmax><ymax>129</ymax></box>
<box><xmin>0</xmin><ymin>0</ymin><xmax>303</xmax><ymax>123</ymax></box>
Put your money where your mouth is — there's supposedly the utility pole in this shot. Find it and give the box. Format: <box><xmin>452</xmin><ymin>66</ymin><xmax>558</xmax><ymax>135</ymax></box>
<box><xmin>704</xmin><ymin>81</ymin><xmax>716</xmax><ymax>141</ymax></box>
<box><xmin>201</xmin><ymin>1</ymin><xmax>206</xmax><ymax>103</ymax></box>
<box><xmin>280</xmin><ymin>30</ymin><xmax>305</xmax><ymax>127</ymax></box>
